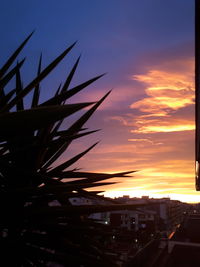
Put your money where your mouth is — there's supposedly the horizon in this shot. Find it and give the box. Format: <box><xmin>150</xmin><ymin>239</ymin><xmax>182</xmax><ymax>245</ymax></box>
<box><xmin>102</xmin><ymin>192</ymin><xmax>199</xmax><ymax>204</ymax></box>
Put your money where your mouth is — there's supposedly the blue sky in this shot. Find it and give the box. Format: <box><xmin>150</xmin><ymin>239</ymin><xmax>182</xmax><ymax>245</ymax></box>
<box><xmin>1</xmin><ymin>0</ymin><xmax>198</xmax><ymax>202</ymax></box>
<box><xmin>0</xmin><ymin>0</ymin><xmax>194</xmax><ymax>80</ymax></box>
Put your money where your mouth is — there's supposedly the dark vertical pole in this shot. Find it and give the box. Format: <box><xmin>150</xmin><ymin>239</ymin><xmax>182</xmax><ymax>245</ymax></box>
<box><xmin>195</xmin><ymin>0</ymin><xmax>200</xmax><ymax>190</ymax></box>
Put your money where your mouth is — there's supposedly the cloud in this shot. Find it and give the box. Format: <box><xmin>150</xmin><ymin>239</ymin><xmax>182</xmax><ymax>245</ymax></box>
<box><xmin>129</xmin><ymin>58</ymin><xmax>194</xmax><ymax>133</ymax></box>
<box><xmin>63</xmin><ymin>48</ymin><xmax>197</xmax><ymax>203</ymax></box>
<box><xmin>128</xmin><ymin>138</ymin><xmax>163</xmax><ymax>145</ymax></box>
<box><xmin>108</xmin><ymin>112</ymin><xmax>194</xmax><ymax>133</ymax></box>
<box><xmin>105</xmin><ymin>57</ymin><xmax>194</xmax><ymax>134</ymax></box>
<box><xmin>132</xmin><ymin>117</ymin><xmax>194</xmax><ymax>133</ymax></box>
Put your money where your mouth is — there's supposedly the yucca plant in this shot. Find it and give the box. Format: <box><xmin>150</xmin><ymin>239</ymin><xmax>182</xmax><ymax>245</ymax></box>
<box><xmin>0</xmin><ymin>33</ymin><xmax>136</xmax><ymax>267</ymax></box>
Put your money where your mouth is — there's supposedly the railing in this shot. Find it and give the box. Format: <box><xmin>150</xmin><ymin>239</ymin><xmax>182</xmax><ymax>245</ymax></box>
<box><xmin>126</xmin><ymin>238</ymin><xmax>160</xmax><ymax>267</ymax></box>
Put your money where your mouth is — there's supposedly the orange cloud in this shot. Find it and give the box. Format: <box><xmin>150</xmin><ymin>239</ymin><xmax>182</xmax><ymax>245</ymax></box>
<box><xmin>131</xmin><ymin>68</ymin><xmax>194</xmax><ymax>111</ymax></box>
<box><xmin>68</xmin><ymin>56</ymin><xmax>197</xmax><ymax>203</ymax></box>
<box><xmin>135</xmin><ymin>125</ymin><xmax>194</xmax><ymax>133</ymax></box>
<box><xmin>132</xmin><ymin>119</ymin><xmax>194</xmax><ymax>133</ymax></box>
<box><xmin>129</xmin><ymin>58</ymin><xmax>194</xmax><ymax>133</ymax></box>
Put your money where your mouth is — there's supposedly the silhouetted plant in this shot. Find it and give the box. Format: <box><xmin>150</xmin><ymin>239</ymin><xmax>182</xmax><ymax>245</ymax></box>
<box><xmin>0</xmin><ymin>33</ymin><xmax>135</xmax><ymax>266</ymax></box>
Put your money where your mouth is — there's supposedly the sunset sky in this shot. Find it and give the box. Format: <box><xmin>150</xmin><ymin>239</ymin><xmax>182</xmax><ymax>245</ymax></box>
<box><xmin>1</xmin><ymin>0</ymin><xmax>199</xmax><ymax>203</ymax></box>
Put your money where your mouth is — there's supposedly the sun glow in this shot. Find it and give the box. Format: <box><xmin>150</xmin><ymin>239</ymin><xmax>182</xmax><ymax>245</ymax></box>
<box><xmin>81</xmin><ymin>57</ymin><xmax>197</xmax><ymax>204</ymax></box>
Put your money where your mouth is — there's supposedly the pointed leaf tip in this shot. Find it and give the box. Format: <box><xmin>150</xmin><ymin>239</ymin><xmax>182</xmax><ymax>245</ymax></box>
<box><xmin>97</xmin><ymin>90</ymin><xmax>112</xmax><ymax>103</ymax></box>
<box><xmin>0</xmin><ymin>32</ymin><xmax>34</xmax><ymax>78</ymax></box>
<box><xmin>47</xmin><ymin>141</ymin><xmax>99</xmax><ymax>175</ymax></box>
<box><xmin>2</xmin><ymin>41</ymin><xmax>77</xmax><ymax>112</ymax></box>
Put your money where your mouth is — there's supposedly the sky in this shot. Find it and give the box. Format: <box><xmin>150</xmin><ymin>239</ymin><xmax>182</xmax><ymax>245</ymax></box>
<box><xmin>1</xmin><ymin>0</ymin><xmax>199</xmax><ymax>203</ymax></box>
